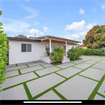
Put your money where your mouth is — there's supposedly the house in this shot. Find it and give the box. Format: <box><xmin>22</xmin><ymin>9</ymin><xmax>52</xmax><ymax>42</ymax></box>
<box><xmin>7</xmin><ymin>35</ymin><xmax>80</xmax><ymax>65</ymax></box>
<box><xmin>77</xmin><ymin>44</ymin><xmax>87</xmax><ymax>49</ymax></box>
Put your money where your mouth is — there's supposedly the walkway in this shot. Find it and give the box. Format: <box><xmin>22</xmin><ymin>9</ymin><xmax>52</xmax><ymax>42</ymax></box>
<box><xmin>0</xmin><ymin>56</ymin><xmax>105</xmax><ymax>100</ymax></box>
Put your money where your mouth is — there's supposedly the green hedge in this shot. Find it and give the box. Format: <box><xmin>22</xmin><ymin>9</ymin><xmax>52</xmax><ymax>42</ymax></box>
<box><xmin>49</xmin><ymin>47</ymin><xmax>65</xmax><ymax>63</ymax></box>
<box><xmin>67</xmin><ymin>47</ymin><xmax>84</xmax><ymax>60</ymax></box>
<box><xmin>83</xmin><ymin>49</ymin><xmax>105</xmax><ymax>56</ymax></box>
<box><xmin>0</xmin><ymin>11</ymin><xmax>10</xmax><ymax>92</ymax></box>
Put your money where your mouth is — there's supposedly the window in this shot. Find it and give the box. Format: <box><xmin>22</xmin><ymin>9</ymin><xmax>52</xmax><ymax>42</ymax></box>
<box><xmin>27</xmin><ymin>44</ymin><xmax>31</xmax><ymax>52</ymax></box>
<box><xmin>21</xmin><ymin>44</ymin><xmax>31</xmax><ymax>52</ymax></box>
<box><xmin>52</xmin><ymin>45</ymin><xmax>55</xmax><ymax>51</ymax></box>
<box><xmin>46</xmin><ymin>44</ymin><xmax>49</xmax><ymax>52</ymax></box>
<box><xmin>63</xmin><ymin>46</ymin><xmax>66</xmax><ymax>50</ymax></box>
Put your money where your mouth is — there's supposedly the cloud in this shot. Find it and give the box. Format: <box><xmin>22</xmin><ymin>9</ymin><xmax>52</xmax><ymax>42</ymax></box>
<box><xmin>25</xmin><ymin>0</ymin><xmax>29</xmax><ymax>2</ymax></box>
<box><xmin>92</xmin><ymin>8</ymin><xmax>97</xmax><ymax>12</ymax></box>
<box><xmin>3</xmin><ymin>18</ymin><xmax>30</xmax><ymax>33</ymax></box>
<box><xmin>67</xmin><ymin>13</ymin><xmax>70</xmax><ymax>16</ymax></box>
<box><xmin>64</xmin><ymin>31</ymin><xmax>87</xmax><ymax>44</ymax></box>
<box><xmin>29</xmin><ymin>28</ymin><xmax>44</xmax><ymax>35</ymax></box>
<box><xmin>43</xmin><ymin>27</ymin><xmax>48</xmax><ymax>32</ymax></box>
<box><xmin>65</xmin><ymin>20</ymin><xmax>85</xmax><ymax>31</ymax></box>
<box><xmin>22</xmin><ymin>4</ymin><xmax>38</xmax><ymax>20</ymax></box>
<box><xmin>79</xmin><ymin>8</ymin><xmax>85</xmax><ymax>14</ymax></box>
<box><xmin>86</xmin><ymin>24</ymin><xmax>94</xmax><ymax>30</ymax></box>
<box><xmin>99</xmin><ymin>2</ymin><xmax>105</xmax><ymax>9</ymax></box>
<box><xmin>101</xmin><ymin>4</ymin><xmax>105</xmax><ymax>9</ymax></box>
<box><xmin>79</xmin><ymin>31</ymin><xmax>87</xmax><ymax>36</ymax></box>
<box><xmin>65</xmin><ymin>20</ymin><xmax>96</xmax><ymax>31</ymax></box>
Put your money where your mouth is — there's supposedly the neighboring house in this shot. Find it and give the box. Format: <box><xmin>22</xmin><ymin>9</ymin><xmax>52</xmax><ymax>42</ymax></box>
<box><xmin>77</xmin><ymin>44</ymin><xmax>87</xmax><ymax>49</ymax></box>
<box><xmin>7</xmin><ymin>35</ymin><xmax>80</xmax><ymax>65</ymax></box>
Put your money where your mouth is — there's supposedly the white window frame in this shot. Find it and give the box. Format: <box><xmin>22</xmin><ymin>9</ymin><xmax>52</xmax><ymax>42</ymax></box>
<box><xmin>21</xmin><ymin>43</ymin><xmax>32</xmax><ymax>52</ymax></box>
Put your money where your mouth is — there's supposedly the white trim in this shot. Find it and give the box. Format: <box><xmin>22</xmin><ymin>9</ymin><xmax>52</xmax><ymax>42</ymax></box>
<box><xmin>66</xmin><ymin>41</ymin><xmax>67</xmax><ymax>56</ymax></box>
<box><xmin>49</xmin><ymin>39</ymin><xmax>51</xmax><ymax>53</ymax></box>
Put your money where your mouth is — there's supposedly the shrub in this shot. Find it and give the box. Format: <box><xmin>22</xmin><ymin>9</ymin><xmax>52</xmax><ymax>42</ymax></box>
<box><xmin>83</xmin><ymin>49</ymin><xmax>105</xmax><ymax>56</ymax></box>
<box><xmin>0</xmin><ymin>10</ymin><xmax>10</xmax><ymax>92</ymax></box>
<box><xmin>49</xmin><ymin>47</ymin><xmax>65</xmax><ymax>63</ymax></box>
<box><xmin>67</xmin><ymin>48</ymin><xmax>76</xmax><ymax>60</ymax></box>
<box><xmin>67</xmin><ymin>47</ymin><xmax>84</xmax><ymax>60</ymax></box>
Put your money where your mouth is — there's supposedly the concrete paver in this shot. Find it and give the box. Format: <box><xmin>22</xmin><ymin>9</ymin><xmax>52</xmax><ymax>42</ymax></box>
<box><xmin>55</xmin><ymin>75</ymin><xmax>98</xmax><ymax>100</ymax></box>
<box><xmin>2</xmin><ymin>56</ymin><xmax>105</xmax><ymax>100</ymax></box>
<box><xmin>36</xmin><ymin>67</ymin><xmax>59</xmax><ymax>76</ymax></box>
<box><xmin>4</xmin><ymin>70</ymin><xmax>19</xmax><ymax>77</ymax></box>
<box><xmin>26</xmin><ymin>73</ymin><xmax>65</xmax><ymax>97</ymax></box>
<box><xmin>20</xmin><ymin>66</ymin><xmax>44</xmax><ymax>74</ymax></box>
<box><xmin>74</xmin><ymin>63</ymin><xmax>91</xmax><ymax>69</ymax></box>
<box><xmin>98</xmin><ymin>80</ymin><xmax>105</xmax><ymax>96</ymax></box>
<box><xmin>0</xmin><ymin>85</ymin><xmax>28</xmax><ymax>100</ymax></box>
<box><xmin>92</xmin><ymin>63</ymin><xmax>105</xmax><ymax>70</ymax></box>
<box><xmin>1</xmin><ymin>72</ymin><xmax>37</xmax><ymax>89</ymax></box>
<box><xmin>41</xmin><ymin>64</ymin><xmax>53</xmax><ymax>68</ymax></box>
<box><xmin>56</xmin><ymin>62</ymin><xmax>74</xmax><ymax>68</ymax></box>
<box><xmin>85</xmin><ymin>60</ymin><xmax>98</xmax><ymax>64</ymax></box>
<box><xmin>6</xmin><ymin>65</ymin><xmax>27</xmax><ymax>71</ymax></box>
<box><xmin>94</xmin><ymin>94</ymin><xmax>105</xmax><ymax>100</ymax></box>
<box><xmin>80</xmin><ymin>68</ymin><xmax>105</xmax><ymax>81</ymax></box>
<box><xmin>56</xmin><ymin>67</ymin><xmax>82</xmax><ymax>78</ymax></box>
<box><xmin>36</xmin><ymin>90</ymin><xmax>61</xmax><ymax>100</ymax></box>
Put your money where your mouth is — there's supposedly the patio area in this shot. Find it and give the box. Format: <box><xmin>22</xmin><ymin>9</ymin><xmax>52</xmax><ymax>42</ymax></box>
<box><xmin>0</xmin><ymin>56</ymin><xmax>105</xmax><ymax>100</ymax></box>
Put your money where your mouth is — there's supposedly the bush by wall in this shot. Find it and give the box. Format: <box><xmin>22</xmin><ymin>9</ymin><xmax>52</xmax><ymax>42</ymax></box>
<box><xmin>83</xmin><ymin>49</ymin><xmax>105</xmax><ymax>56</ymax></box>
<box><xmin>0</xmin><ymin>10</ymin><xmax>10</xmax><ymax>92</ymax></box>
<box><xmin>67</xmin><ymin>47</ymin><xmax>84</xmax><ymax>60</ymax></box>
<box><xmin>49</xmin><ymin>47</ymin><xmax>65</xmax><ymax>63</ymax></box>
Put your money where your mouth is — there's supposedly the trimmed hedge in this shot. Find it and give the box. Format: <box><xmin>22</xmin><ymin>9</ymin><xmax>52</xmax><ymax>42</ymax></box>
<box><xmin>67</xmin><ymin>47</ymin><xmax>84</xmax><ymax>60</ymax></box>
<box><xmin>49</xmin><ymin>47</ymin><xmax>65</xmax><ymax>63</ymax></box>
<box><xmin>83</xmin><ymin>49</ymin><xmax>105</xmax><ymax>56</ymax></box>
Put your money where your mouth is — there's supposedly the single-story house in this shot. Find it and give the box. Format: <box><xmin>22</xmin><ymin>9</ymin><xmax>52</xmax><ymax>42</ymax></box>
<box><xmin>77</xmin><ymin>44</ymin><xmax>87</xmax><ymax>49</ymax></box>
<box><xmin>7</xmin><ymin>35</ymin><xmax>80</xmax><ymax>65</ymax></box>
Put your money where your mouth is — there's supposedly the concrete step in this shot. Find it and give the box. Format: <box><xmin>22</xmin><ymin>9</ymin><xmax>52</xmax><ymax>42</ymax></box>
<box><xmin>62</xmin><ymin>57</ymin><xmax>70</xmax><ymax>63</ymax></box>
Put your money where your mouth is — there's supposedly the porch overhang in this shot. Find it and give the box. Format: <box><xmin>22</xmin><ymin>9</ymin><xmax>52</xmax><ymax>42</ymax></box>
<box><xmin>38</xmin><ymin>35</ymin><xmax>80</xmax><ymax>45</ymax></box>
<box><xmin>41</xmin><ymin>38</ymin><xmax>78</xmax><ymax>45</ymax></box>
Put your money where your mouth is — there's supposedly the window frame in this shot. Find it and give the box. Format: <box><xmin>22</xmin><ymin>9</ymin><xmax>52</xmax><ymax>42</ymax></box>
<box><xmin>21</xmin><ymin>43</ymin><xmax>32</xmax><ymax>52</ymax></box>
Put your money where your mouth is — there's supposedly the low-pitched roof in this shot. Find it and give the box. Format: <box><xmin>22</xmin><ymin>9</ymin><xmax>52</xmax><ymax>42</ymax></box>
<box><xmin>37</xmin><ymin>35</ymin><xmax>81</xmax><ymax>43</ymax></box>
<box><xmin>7</xmin><ymin>35</ymin><xmax>81</xmax><ymax>43</ymax></box>
<box><xmin>7</xmin><ymin>37</ymin><xmax>41</xmax><ymax>42</ymax></box>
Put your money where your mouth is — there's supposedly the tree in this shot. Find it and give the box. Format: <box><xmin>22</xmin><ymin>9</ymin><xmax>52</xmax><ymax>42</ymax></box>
<box><xmin>0</xmin><ymin>10</ymin><xmax>10</xmax><ymax>92</ymax></box>
<box><xmin>83</xmin><ymin>25</ymin><xmax>105</xmax><ymax>49</ymax></box>
<box><xmin>15</xmin><ymin>34</ymin><xmax>28</xmax><ymax>39</ymax></box>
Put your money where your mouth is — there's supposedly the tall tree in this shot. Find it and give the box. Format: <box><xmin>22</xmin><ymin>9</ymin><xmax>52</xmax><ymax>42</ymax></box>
<box><xmin>15</xmin><ymin>34</ymin><xmax>28</xmax><ymax>39</ymax></box>
<box><xmin>83</xmin><ymin>25</ymin><xmax>105</xmax><ymax>49</ymax></box>
<box><xmin>0</xmin><ymin>10</ymin><xmax>9</xmax><ymax>92</ymax></box>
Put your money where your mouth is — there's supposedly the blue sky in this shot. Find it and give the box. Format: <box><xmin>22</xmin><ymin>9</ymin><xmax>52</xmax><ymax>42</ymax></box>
<box><xmin>0</xmin><ymin>0</ymin><xmax>105</xmax><ymax>43</ymax></box>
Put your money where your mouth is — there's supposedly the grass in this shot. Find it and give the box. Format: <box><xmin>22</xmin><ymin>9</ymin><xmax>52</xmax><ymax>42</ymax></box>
<box><xmin>51</xmin><ymin>62</ymin><xmax>62</xmax><ymax>65</ymax></box>
<box><xmin>88</xmin><ymin>74</ymin><xmax>105</xmax><ymax>100</ymax></box>
<box><xmin>70</xmin><ymin>58</ymin><xmax>82</xmax><ymax>61</ymax></box>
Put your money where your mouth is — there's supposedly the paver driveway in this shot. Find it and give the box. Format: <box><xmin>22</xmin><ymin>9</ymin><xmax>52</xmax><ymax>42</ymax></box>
<box><xmin>0</xmin><ymin>56</ymin><xmax>105</xmax><ymax>100</ymax></box>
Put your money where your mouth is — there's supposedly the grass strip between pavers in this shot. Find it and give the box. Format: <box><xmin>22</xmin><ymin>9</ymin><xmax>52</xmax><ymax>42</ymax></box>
<box><xmin>23</xmin><ymin>82</ymin><xmax>33</xmax><ymax>100</ymax></box>
<box><xmin>18</xmin><ymin>69</ymin><xmax>22</xmax><ymax>75</ymax></box>
<box><xmin>88</xmin><ymin>74</ymin><xmax>105</xmax><ymax>100</ymax></box>
<box><xmin>40</xmin><ymin>64</ymin><xmax>46</xmax><ymax>68</ymax></box>
<box><xmin>33</xmin><ymin>71</ymin><xmax>40</xmax><ymax>77</ymax></box>
<box><xmin>78</xmin><ymin>74</ymin><xmax>99</xmax><ymax>82</ymax></box>
<box><xmin>96</xmin><ymin>92</ymin><xmax>105</xmax><ymax>98</ymax></box>
<box><xmin>52</xmin><ymin>88</ymin><xmax>67</xmax><ymax>100</ymax></box>
<box><xmin>26</xmin><ymin>64</ymin><xmax>29</xmax><ymax>67</ymax></box>
<box><xmin>91</xmin><ymin>67</ymin><xmax>105</xmax><ymax>71</ymax></box>
<box><xmin>54</xmin><ymin>72</ymin><xmax>67</xmax><ymax>79</ymax></box>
